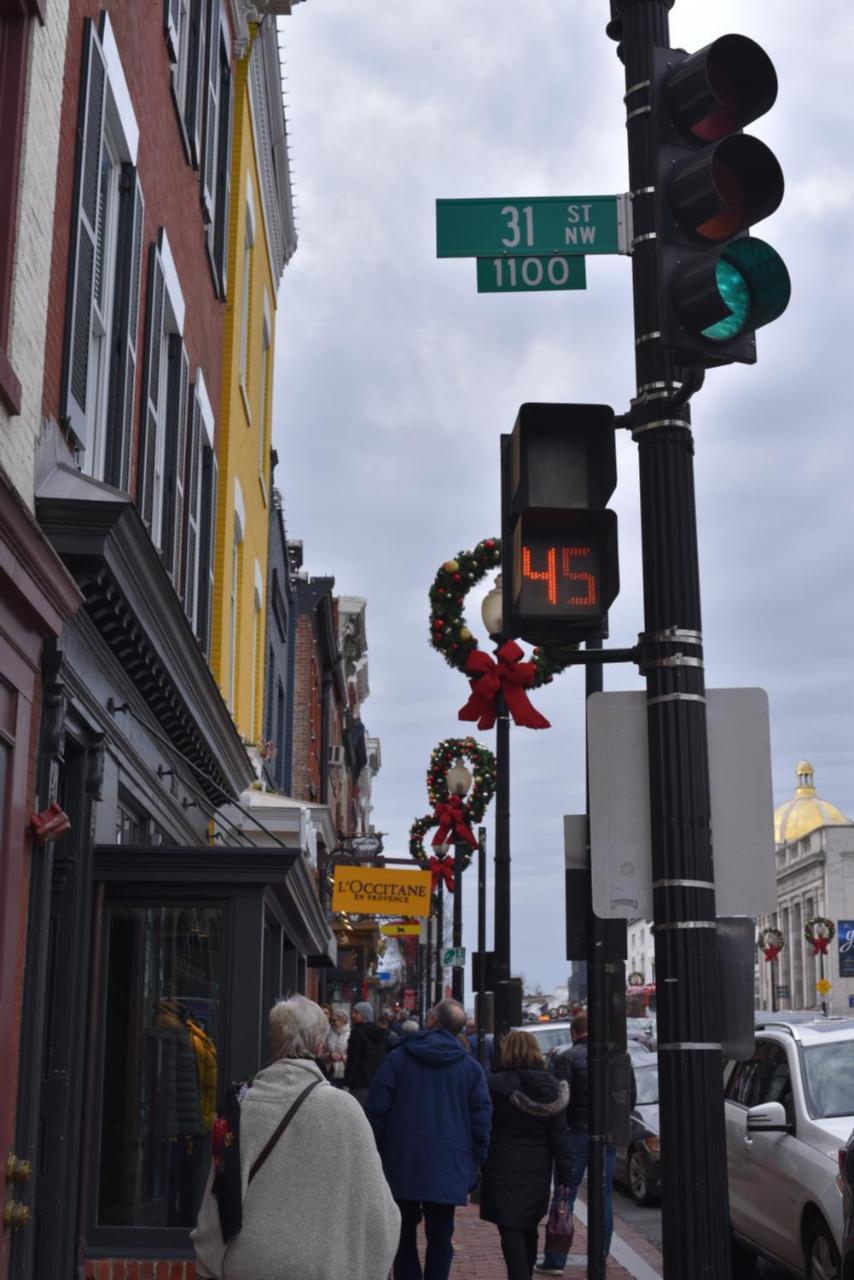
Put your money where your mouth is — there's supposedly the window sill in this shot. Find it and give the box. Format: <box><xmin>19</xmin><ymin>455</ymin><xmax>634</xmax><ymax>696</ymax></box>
<box><xmin>0</xmin><ymin>347</ymin><xmax>22</xmax><ymax>416</ymax></box>
<box><xmin>258</xmin><ymin>472</ymin><xmax>268</xmax><ymax>508</ymax></box>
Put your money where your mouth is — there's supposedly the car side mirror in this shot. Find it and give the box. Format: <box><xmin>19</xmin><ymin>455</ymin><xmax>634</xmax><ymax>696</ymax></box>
<box><xmin>746</xmin><ymin>1101</ymin><xmax>791</xmax><ymax>1134</ymax></box>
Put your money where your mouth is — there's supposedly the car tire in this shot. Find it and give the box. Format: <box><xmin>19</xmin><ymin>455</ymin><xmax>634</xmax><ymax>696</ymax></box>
<box><xmin>731</xmin><ymin>1237</ymin><xmax>757</xmax><ymax>1279</ymax></box>
<box><xmin>805</xmin><ymin>1218</ymin><xmax>841</xmax><ymax>1280</ymax></box>
<box><xmin>628</xmin><ymin>1147</ymin><xmax>655</xmax><ymax>1207</ymax></box>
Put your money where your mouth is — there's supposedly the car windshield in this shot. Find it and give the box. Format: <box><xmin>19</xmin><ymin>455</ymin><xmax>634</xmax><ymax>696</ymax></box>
<box><xmin>801</xmin><ymin>1042</ymin><xmax>854</xmax><ymax>1119</ymax></box>
<box><xmin>531</xmin><ymin>1026</ymin><xmax>571</xmax><ymax>1052</ymax></box>
<box><xmin>635</xmin><ymin>1064</ymin><xmax>658</xmax><ymax>1106</ymax></box>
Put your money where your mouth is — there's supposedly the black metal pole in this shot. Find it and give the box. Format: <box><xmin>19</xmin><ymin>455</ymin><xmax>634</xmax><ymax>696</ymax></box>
<box><xmin>612</xmin><ymin>3</ymin><xmax>731</xmax><ymax>1275</ymax></box>
<box><xmin>493</xmin><ymin>689</ymin><xmax>511</xmax><ymax>1050</ymax></box>
<box><xmin>452</xmin><ymin>839</ymin><xmax>464</xmax><ymax>1003</ymax></box>
<box><xmin>585</xmin><ymin>640</ymin><xmax>607</xmax><ymax>1280</ymax></box>
<box><xmin>434</xmin><ymin>884</ymin><xmax>444</xmax><ymax>1004</ymax></box>
<box><xmin>425</xmin><ymin>921</ymin><xmax>433</xmax><ymax>1021</ymax></box>
<box><xmin>477</xmin><ymin>825</ymin><xmax>487</xmax><ymax>1066</ymax></box>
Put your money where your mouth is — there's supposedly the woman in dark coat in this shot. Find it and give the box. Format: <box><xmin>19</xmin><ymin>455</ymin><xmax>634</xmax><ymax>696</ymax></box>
<box><xmin>479</xmin><ymin>1030</ymin><xmax>573</xmax><ymax>1280</ymax></box>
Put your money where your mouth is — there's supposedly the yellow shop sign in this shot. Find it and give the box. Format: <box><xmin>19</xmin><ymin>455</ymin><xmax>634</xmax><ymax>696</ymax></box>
<box><xmin>381</xmin><ymin>921</ymin><xmax>422</xmax><ymax>937</ymax></box>
<box><xmin>333</xmin><ymin>868</ymin><xmax>432</xmax><ymax>917</ymax></box>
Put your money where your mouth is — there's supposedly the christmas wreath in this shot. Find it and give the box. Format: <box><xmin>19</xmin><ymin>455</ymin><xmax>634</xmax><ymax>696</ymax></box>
<box><xmin>428</xmin><ymin>538</ymin><xmax>576</xmax><ymax>729</ymax></box>
<box><xmin>627</xmin><ymin>971</ymin><xmax>645</xmax><ymax>987</ymax></box>
<box><xmin>409</xmin><ymin>737</ymin><xmax>497</xmax><ymax>882</ymax></box>
<box><xmin>757</xmin><ymin>926</ymin><xmax>785</xmax><ymax>962</ymax></box>
<box><xmin>804</xmin><ymin>916</ymin><xmax>835</xmax><ymax>956</ymax></box>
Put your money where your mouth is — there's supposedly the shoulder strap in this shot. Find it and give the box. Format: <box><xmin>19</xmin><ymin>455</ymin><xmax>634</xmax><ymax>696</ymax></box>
<box><xmin>247</xmin><ymin>1077</ymin><xmax>323</xmax><ymax>1185</ymax></box>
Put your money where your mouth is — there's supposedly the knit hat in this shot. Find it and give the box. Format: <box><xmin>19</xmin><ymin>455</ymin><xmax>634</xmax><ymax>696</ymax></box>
<box><xmin>353</xmin><ymin>1001</ymin><xmax>374</xmax><ymax>1021</ymax></box>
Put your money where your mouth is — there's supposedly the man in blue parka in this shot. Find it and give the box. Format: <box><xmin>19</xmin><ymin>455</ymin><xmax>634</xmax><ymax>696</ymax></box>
<box><xmin>367</xmin><ymin>998</ymin><xmax>492</xmax><ymax>1280</ymax></box>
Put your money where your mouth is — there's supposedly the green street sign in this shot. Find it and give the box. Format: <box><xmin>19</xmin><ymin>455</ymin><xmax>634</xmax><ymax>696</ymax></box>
<box><xmin>436</xmin><ymin>195</ymin><xmax>626</xmax><ymax>258</ymax></box>
<box><xmin>477</xmin><ymin>254</ymin><xmax>587</xmax><ymax>294</ymax></box>
<box><xmin>443</xmin><ymin>947</ymin><xmax>466</xmax><ymax>967</ymax></box>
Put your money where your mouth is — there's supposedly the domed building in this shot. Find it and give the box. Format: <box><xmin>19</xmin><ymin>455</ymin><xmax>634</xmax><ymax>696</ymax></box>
<box><xmin>757</xmin><ymin>762</ymin><xmax>854</xmax><ymax>1014</ymax></box>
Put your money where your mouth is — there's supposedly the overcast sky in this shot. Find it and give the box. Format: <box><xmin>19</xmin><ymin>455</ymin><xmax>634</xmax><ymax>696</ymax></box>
<box><xmin>271</xmin><ymin>1</ymin><xmax>854</xmax><ymax>993</ymax></box>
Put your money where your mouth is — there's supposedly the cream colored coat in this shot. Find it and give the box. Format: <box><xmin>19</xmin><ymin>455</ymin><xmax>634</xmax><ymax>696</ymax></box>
<box><xmin>191</xmin><ymin>1057</ymin><xmax>400</xmax><ymax>1280</ymax></box>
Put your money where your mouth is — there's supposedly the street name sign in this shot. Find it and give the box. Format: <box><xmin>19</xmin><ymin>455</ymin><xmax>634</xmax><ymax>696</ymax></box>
<box><xmin>586</xmin><ymin>688</ymin><xmax>776</xmax><ymax>919</ymax></box>
<box><xmin>436</xmin><ymin>195</ymin><xmax>627</xmax><ymax>258</ymax></box>
<box><xmin>476</xmin><ymin>254</ymin><xmax>587</xmax><ymax>294</ymax></box>
<box><xmin>443</xmin><ymin>947</ymin><xmax>466</xmax><ymax>967</ymax></box>
<box><xmin>332</xmin><ymin>867</ymin><xmax>432</xmax><ymax>917</ymax></box>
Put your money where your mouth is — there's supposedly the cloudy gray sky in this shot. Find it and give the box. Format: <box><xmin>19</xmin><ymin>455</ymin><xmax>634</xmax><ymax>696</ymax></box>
<box><xmin>272</xmin><ymin>1</ymin><xmax>854</xmax><ymax>992</ymax></box>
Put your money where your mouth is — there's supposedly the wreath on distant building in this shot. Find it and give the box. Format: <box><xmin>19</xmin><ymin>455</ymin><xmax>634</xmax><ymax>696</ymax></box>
<box><xmin>804</xmin><ymin>916</ymin><xmax>835</xmax><ymax>956</ymax></box>
<box><xmin>757</xmin><ymin>926</ymin><xmax>785</xmax><ymax>962</ymax></box>
<box><xmin>627</xmin><ymin>971</ymin><xmax>645</xmax><ymax>987</ymax></box>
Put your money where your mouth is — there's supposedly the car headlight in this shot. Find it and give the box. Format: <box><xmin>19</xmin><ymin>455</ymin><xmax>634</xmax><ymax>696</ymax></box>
<box><xmin>642</xmin><ymin>1136</ymin><xmax>660</xmax><ymax>1154</ymax></box>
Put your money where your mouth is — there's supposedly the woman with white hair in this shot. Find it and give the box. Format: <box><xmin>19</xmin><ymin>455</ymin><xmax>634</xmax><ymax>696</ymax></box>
<box><xmin>191</xmin><ymin>995</ymin><xmax>399</xmax><ymax>1279</ymax></box>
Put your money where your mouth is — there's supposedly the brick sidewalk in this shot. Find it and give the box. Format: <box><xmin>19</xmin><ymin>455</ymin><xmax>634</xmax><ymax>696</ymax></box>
<box><xmin>412</xmin><ymin>1200</ymin><xmax>661</xmax><ymax>1279</ymax></box>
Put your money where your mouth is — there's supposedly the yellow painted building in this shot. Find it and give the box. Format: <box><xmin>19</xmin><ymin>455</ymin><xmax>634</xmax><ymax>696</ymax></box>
<box><xmin>210</xmin><ymin>13</ymin><xmax>297</xmax><ymax>741</ymax></box>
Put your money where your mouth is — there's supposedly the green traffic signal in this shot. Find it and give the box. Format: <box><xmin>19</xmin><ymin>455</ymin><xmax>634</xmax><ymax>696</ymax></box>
<box><xmin>700</xmin><ymin>239</ymin><xmax>791</xmax><ymax>343</ymax></box>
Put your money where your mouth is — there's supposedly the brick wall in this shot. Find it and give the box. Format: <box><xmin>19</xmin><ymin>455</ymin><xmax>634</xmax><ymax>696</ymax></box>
<box><xmin>42</xmin><ymin>2</ymin><xmax>225</xmax><ymax>478</ymax></box>
<box><xmin>0</xmin><ymin>4</ymin><xmax>69</xmax><ymax>503</ymax></box>
<box><xmin>291</xmin><ymin>614</ymin><xmax>321</xmax><ymax>801</ymax></box>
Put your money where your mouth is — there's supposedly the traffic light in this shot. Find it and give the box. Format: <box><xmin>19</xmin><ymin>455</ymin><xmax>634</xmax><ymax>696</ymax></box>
<box><xmin>652</xmin><ymin>34</ymin><xmax>790</xmax><ymax>366</ymax></box>
<box><xmin>501</xmin><ymin>403</ymin><xmax>618</xmax><ymax>645</ymax></box>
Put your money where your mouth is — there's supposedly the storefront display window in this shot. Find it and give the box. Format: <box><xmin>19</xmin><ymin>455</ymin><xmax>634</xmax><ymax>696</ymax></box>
<box><xmin>97</xmin><ymin>904</ymin><xmax>223</xmax><ymax>1228</ymax></box>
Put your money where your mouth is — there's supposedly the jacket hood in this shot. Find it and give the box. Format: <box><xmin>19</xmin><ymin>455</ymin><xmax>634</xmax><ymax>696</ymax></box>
<box><xmin>491</xmin><ymin>1067</ymin><xmax>569</xmax><ymax>1117</ymax></box>
<box><xmin>402</xmin><ymin>1028</ymin><xmax>469</xmax><ymax>1068</ymax></box>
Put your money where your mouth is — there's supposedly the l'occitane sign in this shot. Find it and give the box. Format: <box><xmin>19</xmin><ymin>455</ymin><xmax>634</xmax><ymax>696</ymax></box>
<box><xmin>332</xmin><ymin>868</ymin><xmax>432</xmax><ymax>917</ymax></box>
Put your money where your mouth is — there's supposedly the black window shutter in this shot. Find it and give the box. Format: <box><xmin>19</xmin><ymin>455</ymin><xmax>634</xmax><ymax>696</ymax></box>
<box><xmin>105</xmin><ymin>164</ymin><xmax>144</xmax><ymax>491</ymax></box>
<box><xmin>165</xmin><ymin>0</ymin><xmax>181</xmax><ymax>63</ymax></box>
<box><xmin>182</xmin><ymin>383</ymin><xmax>203</xmax><ymax>625</ymax></box>
<box><xmin>138</xmin><ymin>246</ymin><xmax>165</xmax><ymax>532</ymax></box>
<box><xmin>162</xmin><ymin>336</ymin><xmax>189</xmax><ymax>581</ymax></box>
<box><xmin>200</xmin><ymin>0</ymin><xmax>220</xmax><ymax>225</ymax></box>
<box><xmin>212</xmin><ymin>53</ymin><xmax>233</xmax><ymax>294</ymax></box>
<box><xmin>184</xmin><ymin>0</ymin><xmax>206</xmax><ymax>167</ymax></box>
<box><xmin>196</xmin><ymin>444</ymin><xmax>218</xmax><ymax>656</ymax></box>
<box><xmin>61</xmin><ymin>19</ymin><xmax>107</xmax><ymax>451</ymax></box>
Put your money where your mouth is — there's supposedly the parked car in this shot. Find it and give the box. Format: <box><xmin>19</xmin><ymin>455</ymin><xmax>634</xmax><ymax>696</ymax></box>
<box><xmin>724</xmin><ymin>1015</ymin><xmax>854</xmax><ymax>1279</ymax></box>
<box><xmin>840</xmin><ymin>1125</ymin><xmax>854</xmax><ymax>1280</ymax></box>
<box><xmin>626</xmin><ymin>1017</ymin><xmax>655</xmax><ymax>1050</ymax></box>
<box><xmin>615</xmin><ymin>1055</ymin><xmax>660</xmax><ymax>1205</ymax></box>
<box><xmin>511</xmin><ymin>1020</ymin><xmax>573</xmax><ymax>1063</ymax></box>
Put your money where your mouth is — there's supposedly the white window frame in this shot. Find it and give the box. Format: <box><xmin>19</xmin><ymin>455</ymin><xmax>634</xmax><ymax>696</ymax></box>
<box><xmin>239</xmin><ymin>187</ymin><xmax>255</xmax><ymax>398</ymax></box>
<box><xmin>250</xmin><ymin>559</ymin><xmax>263</xmax><ymax>739</ymax></box>
<box><xmin>257</xmin><ymin>292</ymin><xmax>271</xmax><ymax>498</ymax></box>
<box><xmin>150</xmin><ymin>231</ymin><xmax>186</xmax><ymax>550</ymax></box>
<box><xmin>229</xmin><ymin>479</ymin><xmax>245</xmax><ymax>714</ymax></box>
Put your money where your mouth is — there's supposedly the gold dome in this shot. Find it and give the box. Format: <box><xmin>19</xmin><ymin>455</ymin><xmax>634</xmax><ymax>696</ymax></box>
<box><xmin>774</xmin><ymin>761</ymin><xmax>852</xmax><ymax>844</ymax></box>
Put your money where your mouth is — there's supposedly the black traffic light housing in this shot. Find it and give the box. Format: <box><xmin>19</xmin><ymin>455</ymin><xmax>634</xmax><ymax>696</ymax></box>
<box><xmin>501</xmin><ymin>403</ymin><xmax>618</xmax><ymax>645</ymax></box>
<box><xmin>652</xmin><ymin>35</ymin><xmax>790</xmax><ymax>367</ymax></box>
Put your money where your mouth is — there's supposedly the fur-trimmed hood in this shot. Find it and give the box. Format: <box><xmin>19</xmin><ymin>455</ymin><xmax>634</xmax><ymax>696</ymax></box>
<box><xmin>490</xmin><ymin>1067</ymin><xmax>569</xmax><ymax>1117</ymax></box>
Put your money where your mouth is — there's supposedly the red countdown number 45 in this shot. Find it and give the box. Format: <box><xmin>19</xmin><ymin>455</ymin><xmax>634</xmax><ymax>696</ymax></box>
<box><xmin>522</xmin><ymin>544</ymin><xmax>597</xmax><ymax>607</ymax></box>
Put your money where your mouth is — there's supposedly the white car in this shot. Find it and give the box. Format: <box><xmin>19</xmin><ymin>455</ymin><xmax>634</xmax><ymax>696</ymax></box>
<box><xmin>724</xmin><ymin>1015</ymin><xmax>854</xmax><ymax>1280</ymax></box>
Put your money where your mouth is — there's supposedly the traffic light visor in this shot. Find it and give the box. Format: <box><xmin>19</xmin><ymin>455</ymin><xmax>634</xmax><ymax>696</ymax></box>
<box><xmin>700</xmin><ymin>238</ymin><xmax>791</xmax><ymax>341</ymax></box>
<box><xmin>669</xmin><ymin>135</ymin><xmax>784</xmax><ymax>243</ymax></box>
<box><xmin>665</xmin><ymin>34</ymin><xmax>778</xmax><ymax>141</ymax></box>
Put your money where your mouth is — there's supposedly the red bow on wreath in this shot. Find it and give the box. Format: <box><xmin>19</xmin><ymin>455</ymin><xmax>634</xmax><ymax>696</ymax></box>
<box><xmin>428</xmin><ymin>856</ymin><xmax>455</xmax><ymax>893</ymax></box>
<box><xmin>431</xmin><ymin>795</ymin><xmax>478</xmax><ymax>851</ymax></box>
<box><xmin>458</xmin><ymin>640</ymin><xmax>550</xmax><ymax>731</ymax></box>
<box><xmin>811</xmin><ymin>935</ymin><xmax>830</xmax><ymax>956</ymax></box>
<box><xmin>762</xmin><ymin>945</ymin><xmax>781</xmax><ymax>962</ymax></box>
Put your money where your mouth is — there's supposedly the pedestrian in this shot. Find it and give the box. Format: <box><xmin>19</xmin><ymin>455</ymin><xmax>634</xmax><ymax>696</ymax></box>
<box><xmin>323</xmin><ymin>1008</ymin><xmax>349</xmax><ymax>1086</ymax></box>
<box><xmin>466</xmin><ymin>1014</ymin><xmax>494</xmax><ymax>1073</ymax></box>
<box><xmin>535</xmin><ymin>1011</ymin><xmax>613</xmax><ymax>1275</ymax></box>
<box><xmin>344</xmin><ymin>1000</ymin><xmax>390</xmax><ymax>1107</ymax></box>
<box><xmin>479</xmin><ymin>1031</ymin><xmax>572</xmax><ymax>1280</ymax></box>
<box><xmin>366</xmin><ymin>998</ymin><xmax>492</xmax><ymax>1280</ymax></box>
<box><xmin>399</xmin><ymin>1019</ymin><xmax>419</xmax><ymax>1041</ymax></box>
<box><xmin>190</xmin><ymin>994</ymin><xmax>399</xmax><ymax>1280</ymax></box>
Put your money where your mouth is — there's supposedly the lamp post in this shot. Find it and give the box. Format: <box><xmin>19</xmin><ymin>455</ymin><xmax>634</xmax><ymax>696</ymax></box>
<box><xmin>481</xmin><ymin>576</ymin><xmax>512</xmax><ymax>1041</ymax></box>
<box><xmin>439</xmin><ymin>757</ymin><xmax>473</xmax><ymax>1004</ymax></box>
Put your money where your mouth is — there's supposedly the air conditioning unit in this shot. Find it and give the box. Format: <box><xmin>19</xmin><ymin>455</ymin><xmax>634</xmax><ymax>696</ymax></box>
<box><xmin>328</xmin><ymin>745</ymin><xmax>345</xmax><ymax>768</ymax></box>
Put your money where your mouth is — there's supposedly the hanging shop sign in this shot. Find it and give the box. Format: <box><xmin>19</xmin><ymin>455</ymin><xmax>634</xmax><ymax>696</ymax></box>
<box><xmin>332</xmin><ymin>867</ymin><xmax>433</xmax><ymax>917</ymax></box>
<box><xmin>838</xmin><ymin>921</ymin><xmax>854</xmax><ymax>978</ymax></box>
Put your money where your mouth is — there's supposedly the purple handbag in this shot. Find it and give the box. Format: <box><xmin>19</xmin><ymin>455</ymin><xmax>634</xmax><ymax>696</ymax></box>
<box><xmin>545</xmin><ymin>1185</ymin><xmax>574</xmax><ymax>1253</ymax></box>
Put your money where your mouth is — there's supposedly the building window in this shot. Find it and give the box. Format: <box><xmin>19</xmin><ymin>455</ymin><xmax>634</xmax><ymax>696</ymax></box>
<box><xmin>250</xmin><ymin>564</ymin><xmax>263</xmax><ymax>740</ymax></box>
<box><xmin>257</xmin><ymin>302</ymin><xmax>270</xmax><ymax>492</ymax></box>
<box><xmin>202</xmin><ymin>3</ymin><xmax>232</xmax><ymax>296</ymax></box>
<box><xmin>182</xmin><ymin>368</ymin><xmax>216</xmax><ymax>641</ymax></box>
<box><xmin>239</xmin><ymin>212</ymin><xmax>254</xmax><ymax>396</ymax></box>
<box><xmin>138</xmin><ymin>228</ymin><xmax>186</xmax><ymax>557</ymax></box>
<box><xmin>0</xmin><ymin>6</ymin><xmax>40</xmax><ymax>414</ymax></box>
<box><xmin>165</xmin><ymin>0</ymin><xmax>208</xmax><ymax>166</ymax></box>
<box><xmin>229</xmin><ymin>526</ymin><xmax>243</xmax><ymax>715</ymax></box>
<box><xmin>62</xmin><ymin>15</ymin><xmax>143</xmax><ymax>487</ymax></box>
<box><xmin>96</xmin><ymin>903</ymin><xmax>223</xmax><ymax>1228</ymax></box>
